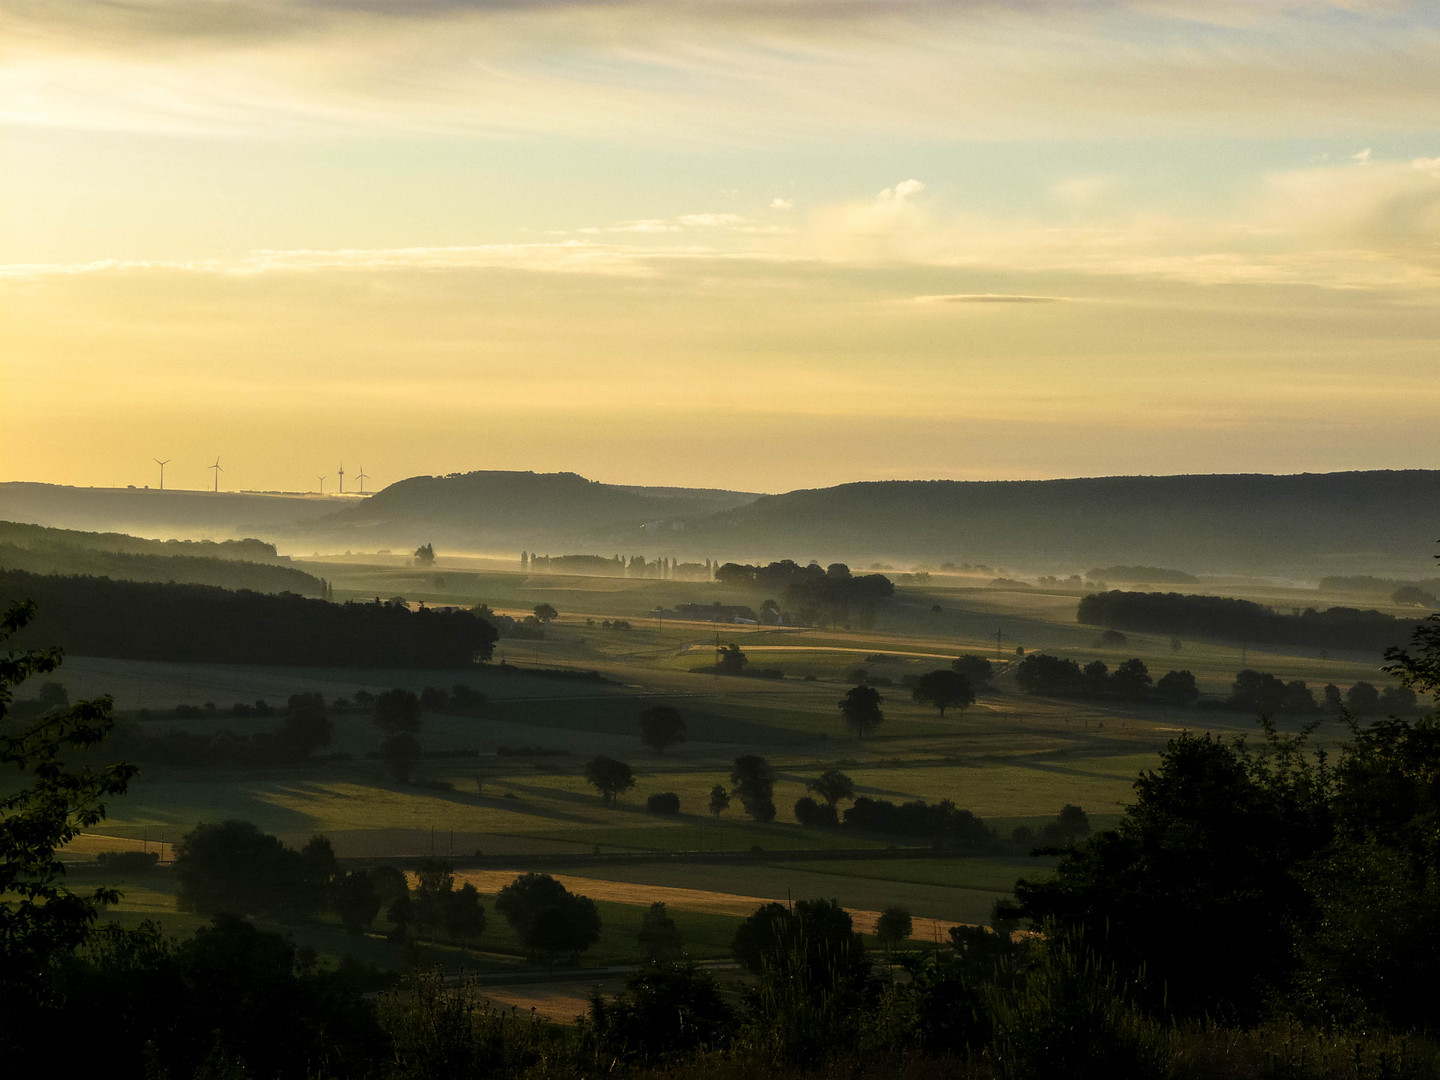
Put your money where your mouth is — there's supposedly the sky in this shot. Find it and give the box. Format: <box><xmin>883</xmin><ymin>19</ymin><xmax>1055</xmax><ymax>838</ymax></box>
<box><xmin>3</xmin><ymin>0</ymin><xmax>1439</xmax><ymax>495</ymax></box>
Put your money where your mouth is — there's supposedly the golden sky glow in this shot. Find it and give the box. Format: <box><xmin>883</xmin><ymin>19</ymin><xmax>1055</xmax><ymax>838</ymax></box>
<box><xmin>3</xmin><ymin>1</ymin><xmax>1439</xmax><ymax>492</ymax></box>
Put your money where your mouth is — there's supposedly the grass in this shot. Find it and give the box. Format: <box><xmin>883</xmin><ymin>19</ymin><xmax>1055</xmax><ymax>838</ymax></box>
<box><xmin>42</xmin><ymin>565</ymin><xmax>1406</xmax><ymax>1014</ymax></box>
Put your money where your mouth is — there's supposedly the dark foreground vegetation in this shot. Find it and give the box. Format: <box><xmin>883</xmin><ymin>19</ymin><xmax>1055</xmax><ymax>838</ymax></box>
<box><xmin>4</xmin><ymin>594</ymin><xmax>1440</xmax><ymax>1078</ymax></box>
<box><xmin>0</xmin><ymin>569</ymin><xmax>497</xmax><ymax>666</ymax></box>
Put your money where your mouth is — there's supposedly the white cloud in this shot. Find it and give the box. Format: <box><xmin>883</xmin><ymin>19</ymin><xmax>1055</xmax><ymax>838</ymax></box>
<box><xmin>607</xmin><ymin>220</ymin><xmax>684</xmax><ymax>234</ymax></box>
<box><xmin>771</xmin><ymin>198</ymin><xmax>794</xmax><ymax>210</ymax></box>
<box><xmin>881</xmin><ymin>179</ymin><xmax>926</xmax><ymax>203</ymax></box>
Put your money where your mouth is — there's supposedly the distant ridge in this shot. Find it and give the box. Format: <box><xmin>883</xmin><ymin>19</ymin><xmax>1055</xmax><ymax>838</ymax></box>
<box><xmin>683</xmin><ymin>471</ymin><xmax>1440</xmax><ymax>576</ymax></box>
<box><xmin>294</xmin><ymin>470</ymin><xmax>761</xmax><ymax>550</ymax></box>
<box><xmin>4</xmin><ymin>469</ymin><xmax>1436</xmax><ymax>577</ymax></box>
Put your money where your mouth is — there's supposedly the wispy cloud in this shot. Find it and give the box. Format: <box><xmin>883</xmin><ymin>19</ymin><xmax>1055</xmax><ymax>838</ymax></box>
<box><xmin>6</xmin><ymin>2</ymin><xmax>1440</xmax><ymax>139</ymax></box>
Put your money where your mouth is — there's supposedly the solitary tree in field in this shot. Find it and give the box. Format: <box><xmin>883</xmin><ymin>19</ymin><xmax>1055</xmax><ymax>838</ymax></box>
<box><xmin>708</xmin><ymin>784</ymin><xmax>730</xmax><ymax>818</ymax></box>
<box><xmin>876</xmin><ymin>905</ymin><xmax>913</xmax><ymax>955</ymax></box>
<box><xmin>839</xmin><ymin>685</ymin><xmax>885</xmax><ymax>738</ymax></box>
<box><xmin>910</xmin><ymin>670</ymin><xmax>975</xmax><ymax>717</ymax></box>
<box><xmin>730</xmin><ymin>755</ymin><xmax>776</xmax><ymax>822</ymax></box>
<box><xmin>414</xmin><ymin>542</ymin><xmax>436</xmax><ymax>566</ymax></box>
<box><xmin>533</xmin><ymin>602</ymin><xmax>558</xmax><ymax>624</ymax></box>
<box><xmin>585</xmin><ymin>755</ymin><xmax>635</xmax><ymax>807</ymax></box>
<box><xmin>717</xmin><ymin>643</ymin><xmax>748</xmax><ymax>676</ymax></box>
<box><xmin>639</xmin><ymin>705</ymin><xmax>686</xmax><ymax>754</ymax></box>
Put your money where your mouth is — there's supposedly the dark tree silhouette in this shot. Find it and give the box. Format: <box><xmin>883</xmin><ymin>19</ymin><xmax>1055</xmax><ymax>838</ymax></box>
<box><xmin>281</xmin><ymin>691</ymin><xmax>331</xmax><ymax>756</ymax></box>
<box><xmin>876</xmin><ymin>905</ymin><xmax>913</xmax><ymax>953</ymax></box>
<box><xmin>1156</xmin><ymin>669</ymin><xmax>1200</xmax><ymax>705</ymax></box>
<box><xmin>496</xmin><ymin>871</ymin><xmax>600</xmax><ymax>961</ymax></box>
<box><xmin>533</xmin><ymin>602</ymin><xmax>558</xmax><ymax>624</ymax></box>
<box><xmin>839</xmin><ymin>684</ymin><xmax>885</xmax><ymax>738</ymax></box>
<box><xmin>0</xmin><ymin>600</ymin><xmax>135</xmax><ymax>1004</ymax></box>
<box><xmin>585</xmin><ymin>755</ymin><xmax>635</xmax><ymax>807</ymax></box>
<box><xmin>730</xmin><ymin>755</ymin><xmax>776</xmax><ymax>822</ymax></box>
<box><xmin>806</xmin><ymin>769</ymin><xmax>855</xmax><ymax>807</ymax></box>
<box><xmin>708</xmin><ymin>784</ymin><xmax>730</xmax><ymax>818</ymax></box>
<box><xmin>639</xmin><ymin>705</ymin><xmax>686</xmax><ymax>753</ymax></box>
<box><xmin>951</xmin><ymin>654</ymin><xmax>994</xmax><ymax>685</ymax></box>
<box><xmin>716</xmin><ymin>643</ymin><xmax>748</xmax><ymax>675</ymax></box>
<box><xmin>373</xmin><ymin>688</ymin><xmax>422</xmax><ymax>734</ymax></box>
<box><xmin>910</xmin><ymin>670</ymin><xmax>974</xmax><ymax>716</ymax></box>
<box><xmin>638</xmin><ymin>901</ymin><xmax>684</xmax><ymax>963</ymax></box>
<box><xmin>332</xmin><ymin>869</ymin><xmax>381</xmax><ymax>934</ymax></box>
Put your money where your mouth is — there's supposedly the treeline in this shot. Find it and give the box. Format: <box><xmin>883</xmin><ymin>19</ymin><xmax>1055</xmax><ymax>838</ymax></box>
<box><xmin>713</xmin><ymin>560</ymin><xmax>894</xmax><ymax>626</ymax></box>
<box><xmin>0</xmin><ymin>541</ymin><xmax>327</xmax><ymax>596</ymax></box>
<box><xmin>1078</xmin><ymin>589</ymin><xmax>1419</xmax><ymax>653</ymax></box>
<box><xmin>1321</xmin><ymin>574</ymin><xmax>1440</xmax><ymax>600</ymax></box>
<box><xmin>1014</xmin><ymin>652</ymin><xmax>1199</xmax><ymax>705</ymax></box>
<box><xmin>0</xmin><ymin>569</ymin><xmax>497</xmax><ymax>667</ymax></box>
<box><xmin>0</xmin><ymin>520</ymin><xmax>283</xmax><ymax>561</ymax></box>
<box><xmin>797</xmin><ymin>795</ymin><xmax>995</xmax><ymax>848</ymax></box>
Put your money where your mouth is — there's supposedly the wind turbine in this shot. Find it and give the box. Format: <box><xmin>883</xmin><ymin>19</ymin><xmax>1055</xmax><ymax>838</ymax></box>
<box><xmin>338</xmin><ymin>464</ymin><xmax>345</xmax><ymax>494</ymax></box>
<box><xmin>317</xmin><ymin>475</ymin><xmax>326</xmax><ymax>494</ymax></box>
<box><xmin>208</xmin><ymin>456</ymin><xmax>223</xmax><ymax>492</ymax></box>
<box><xmin>355</xmin><ymin>466</ymin><xmax>369</xmax><ymax>493</ymax></box>
<box><xmin>154</xmin><ymin>458</ymin><xmax>170</xmax><ymax>491</ymax></box>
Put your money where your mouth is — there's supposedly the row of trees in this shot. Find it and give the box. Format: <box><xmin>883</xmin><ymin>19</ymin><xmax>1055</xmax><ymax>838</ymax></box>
<box><xmin>0</xmin><ymin>569</ymin><xmax>498</xmax><ymax>667</ymax></box>
<box><xmin>714</xmin><ymin>560</ymin><xmax>895</xmax><ymax>627</ymax></box>
<box><xmin>1014</xmin><ymin>652</ymin><xmax>1199</xmax><ymax>703</ymax></box>
<box><xmin>1078</xmin><ymin>588</ymin><xmax>1418</xmax><ymax>653</ymax></box>
<box><xmin>1231</xmin><ymin>668</ymin><xmax>1419</xmax><ymax>716</ymax></box>
<box><xmin>169</xmin><ymin>819</ymin><xmax>604</xmax><ymax>961</ymax></box>
<box><xmin>0</xmin><ymin>539</ymin><xmax>328</xmax><ymax>595</ymax></box>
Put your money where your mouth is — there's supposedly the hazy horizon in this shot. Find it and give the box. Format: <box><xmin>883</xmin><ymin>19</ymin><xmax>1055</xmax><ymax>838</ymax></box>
<box><xmin>9</xmin><ymin>462</ymin><xmax>1440</xmax><ymax>503</ymax></box>
<box><xmin>4</xmin><ymin>2</ymin><xmax>1439</xmax><ymax>492</ymax></box>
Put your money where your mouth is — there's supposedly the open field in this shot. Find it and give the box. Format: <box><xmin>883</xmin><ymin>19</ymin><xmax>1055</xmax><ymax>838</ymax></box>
<box><xmin>36</xmin><ymin>558</ymin><xmax>1425</xmax><ymax>1013</ymax></box>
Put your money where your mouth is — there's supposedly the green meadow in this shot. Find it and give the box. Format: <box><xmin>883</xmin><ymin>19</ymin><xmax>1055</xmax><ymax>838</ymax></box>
<box><xmin>49</xmin><ymin>559</ymin><xmax>1412</xmax><ymax>982</ymax></box>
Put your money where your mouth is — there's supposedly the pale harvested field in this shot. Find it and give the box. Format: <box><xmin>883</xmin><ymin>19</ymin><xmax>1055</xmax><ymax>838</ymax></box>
<box><xmin>65</xmin><ymin>832</ymin><xmax>175</xmax><ymax>862</ymax></box>
<box><xmin>449</xmin><ymin>870</ymin><xmax>965</xmax><ymax>942</ymax></box>
<box><xmin>475</xmin><ymin>974</ymin><xmax>629</xmax><ymax>1022</ymax></box>
<box><xmin>684</xmin><ymin>643</ymin><xmax>959</xmax><ymax>661</ymax></box>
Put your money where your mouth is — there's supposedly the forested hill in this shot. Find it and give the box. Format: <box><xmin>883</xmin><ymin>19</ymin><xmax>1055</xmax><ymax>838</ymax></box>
<box><xmin>298</xmin><ymin>470</ymin><xmax>760</xmax><ymax>549</ymax></box>
<box><xmin>0</xmin><ymin>522</ymin><xmax>327</xmax><ymax>596</ymax></box>
<box><xmin>683</xmin><ymin>471</ymin><xmax>1440</xmax><ymax>576</ymax></box>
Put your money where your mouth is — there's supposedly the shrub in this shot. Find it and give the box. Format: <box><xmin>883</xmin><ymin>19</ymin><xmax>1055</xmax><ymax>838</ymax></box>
<box><xmin>646</xmin><ymin>792</ymin><xmax>681</xmax><ymax>815</ymax></box>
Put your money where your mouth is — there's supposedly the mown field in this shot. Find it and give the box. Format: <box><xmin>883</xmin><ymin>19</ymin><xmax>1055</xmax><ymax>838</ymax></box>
<box><xmin>44</xmin><ymin>557</ymin><xmax>1419</xmax><ymax>1001</ymax></box>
